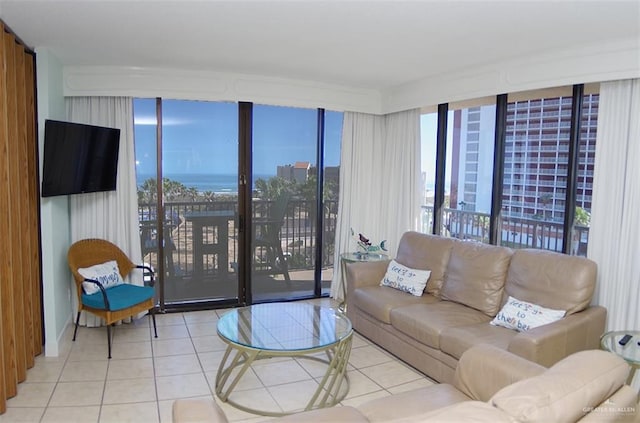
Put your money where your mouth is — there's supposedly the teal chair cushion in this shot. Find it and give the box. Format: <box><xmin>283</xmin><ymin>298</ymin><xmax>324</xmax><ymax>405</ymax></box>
<box><xmin>82</xmin><ymin>284</ymin><xmax>154</xmax><ymax>311</ymax></box>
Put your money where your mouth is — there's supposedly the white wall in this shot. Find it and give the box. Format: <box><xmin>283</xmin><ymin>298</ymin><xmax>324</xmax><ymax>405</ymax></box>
<box><xmin>63</xmin><ymin>66</ymin><xmax>383</xmax><ymax>114</ymax></box>
<box><xmin>383</xmin><ymin>38</ymin><xmax>640</xmax><ymax>114</ymax></box>
<box><xmin>61</xmin><ymin>38</ymin><xmax>640</xmax><ymax>114</ymax></box>
<box><xmin>36</xmin><ymin>48</ymin><xmax>72</xmax><ymax>357</ymax></box>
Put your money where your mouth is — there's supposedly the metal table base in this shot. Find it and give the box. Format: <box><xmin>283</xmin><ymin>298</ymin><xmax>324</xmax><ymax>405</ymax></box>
<box><xmin>215</xmin><ymin>334</ymin><xmax>352</xmax><ymax>417</ymax></box>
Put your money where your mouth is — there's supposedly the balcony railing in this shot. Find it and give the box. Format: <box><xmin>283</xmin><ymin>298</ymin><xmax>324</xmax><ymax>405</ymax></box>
<box><xmin>139</xmin><ymin>199</ymin><xmax>338</xmax><ymax>279</ymax></box>
<box><xmin>142</xmin><ymin>200</ymin><xmax>589</xmax><ymax>279</ymax></box>
<box><xmin>420</xmin><ymin>206</ymin><xmax>589</xmax><ymax>256</ymax></box>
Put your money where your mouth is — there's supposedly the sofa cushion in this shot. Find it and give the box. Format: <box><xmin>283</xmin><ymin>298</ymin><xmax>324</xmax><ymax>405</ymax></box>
<box><xmin>395</xmin><ymin>231</ymin><xmax>455</xmax><ymax>296</ymax></box>
<box><xmin>390</xmin><ymin>301</ymin><xmax>491</xmax><ymax>349</ymax></box>
<box><xmin>407</xmin><ymin>401</ymin><xmax>515</xmax><ymax>423</ymax></box>
<box><xmin>440</xmin><ymin>323</ymin><xmax>517</xmax><ymax>360</ymax></box>
<box><xmin>358</xmin><ymin>384</ymin><xmax>470</xmax><ymax>422</ymax></box>
<box><xmin>353</xmin><ymin>286</ymin><xmax>439</xmax><ymax>324</ymax></box>
<box><xmin>276</xmin><ymin>405</ymin><xmax>370</xmax><ymax>422</ymax></box>
<box><xmin>440</xmin><ymin>241</ymin><xmax>513</xmax><ymax>317</ymax></box>
<box><xmin>504</xmin><ymin>249</ymin><xmax>596</xmax><ymax>315</ymax></box>
<box><xmin>491</xmin><ymin>349</ymin><xmax>630</xmax><ymax>423</ymax></box>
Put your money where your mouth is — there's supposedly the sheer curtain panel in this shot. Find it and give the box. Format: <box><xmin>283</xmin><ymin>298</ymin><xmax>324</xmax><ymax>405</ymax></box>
<box><xmin>331</xmin><ymin>109</ymin><xmax>421</xmax><ymax>302</ymax></box>
<box><xmin>66</xmin><ymin>97</ymin><xmax>142</xmax><ymax>327</ymax></box>
<box><xmin>589</xmin><ymin>79</ymin><xmax>640</xmax><ymax>332</ymax></box>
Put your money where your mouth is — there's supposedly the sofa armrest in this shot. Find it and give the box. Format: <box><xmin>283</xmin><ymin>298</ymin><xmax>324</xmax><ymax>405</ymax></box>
<box><xmin>172</xmin><ymin>399</ymin><xmax>229</xmax><ymax>423</ymax></box>
<box><xmin>507</xmin><ymin>305</ymin><xmax>607</xmax><ymax>367</ymax></box>
<box><xmin>454</xmin><ymin>344</ymin><xmax>546</xmax><ymax>402</ymax></box>
<box><xmin>345</xmin><ymin>260</ymin><xmax>390</xmax><ymax>299</ymax></box>
<box><xmin>579</xmin><ymin>385</ymin><xmax>639</xmax><ymax>422</ymax></box>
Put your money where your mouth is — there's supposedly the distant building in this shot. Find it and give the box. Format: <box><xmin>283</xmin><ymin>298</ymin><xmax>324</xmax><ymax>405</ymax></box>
<box><xmin>503</xmin><ymin>95</ymin><xmax>597</xmax><ymax>221</ymax></box>
<box><xmin>324</xmin><ymin>166</ymin><xmax>340</xmax><ymax>186</ymax></box>
<box><xmin>449</xmin><ymin>94</ymin><xmax>598</xmax><ymax>221</ymax></box>
<box><xmin>277</xmin><ymin>161</ymin><xmax>311</xmax><ymax>183</ymax></box>
<box><xmin>449</xmin><ymin>104</ymin><xmax>496</xmax><ymax>213</ymax></box>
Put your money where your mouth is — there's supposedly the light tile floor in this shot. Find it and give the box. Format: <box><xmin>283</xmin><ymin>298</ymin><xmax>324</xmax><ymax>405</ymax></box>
<box><xmin>2</xmin><ymin>298</ymin><xmax>435</xmax><ymax>423</ymax></box>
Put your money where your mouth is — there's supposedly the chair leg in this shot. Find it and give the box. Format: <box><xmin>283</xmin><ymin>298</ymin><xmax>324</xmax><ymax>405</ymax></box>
<box><xmin>72</xmin><ymin>311</ymin><xmax>81</xmax><ymax>341</ymax></box>
<box><xmin>276</xmin><ymin>244</ymin><xmax>291</xmax><ymax>282</ymax></box>
<box><xmin>107</xmin><ymin>324</ymin><xmax>113</xmax><ymax>359</ymax></box>
<box><xmin>150</xmin><ymin>308</ymin><xmax>158</xmax><ymax>338</ymax></box>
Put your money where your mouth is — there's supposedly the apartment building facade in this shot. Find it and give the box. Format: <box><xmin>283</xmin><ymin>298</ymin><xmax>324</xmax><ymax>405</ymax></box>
<box><xmin>450</xmin><ymin>93</ymin><xmax>599</xmax><ymax>222</ymax></box>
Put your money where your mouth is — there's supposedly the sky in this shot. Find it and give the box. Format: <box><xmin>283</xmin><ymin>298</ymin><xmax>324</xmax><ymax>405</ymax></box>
<box><xmin>420</xmin><ymin>112</ymin><xmax>454</xmax><ymax>189</ymax></box>
<box><xmin>133</xmin><ymin>99</ymin><xmax>343</xmax><ymax>177</ymax></box>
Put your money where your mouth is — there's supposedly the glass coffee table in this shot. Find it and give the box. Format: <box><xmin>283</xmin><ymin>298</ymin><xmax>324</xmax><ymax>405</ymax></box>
<box><xmin>215</xmin><ymin>302</ymin><xmax>353</xmax><ymax>416</ymax></box>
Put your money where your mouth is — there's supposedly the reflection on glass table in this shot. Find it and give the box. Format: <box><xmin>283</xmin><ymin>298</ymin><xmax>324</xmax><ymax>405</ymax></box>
<box><xmin>215</xmin><ymin>302</ymin><xmax>353</xmax><ymax>416</ymax></box>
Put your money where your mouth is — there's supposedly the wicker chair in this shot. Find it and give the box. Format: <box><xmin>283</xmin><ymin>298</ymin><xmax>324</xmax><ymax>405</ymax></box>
<box><xmin>68</xmin><ymin>238</ymin><xmax>158</xmax><ymax>358</ymax></box>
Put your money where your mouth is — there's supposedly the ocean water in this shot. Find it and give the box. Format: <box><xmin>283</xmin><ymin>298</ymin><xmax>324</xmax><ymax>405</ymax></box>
<box><xmin>137</xmin><ymin>173</ymin><xmax>273</xmax><ymax>193</ymax></box>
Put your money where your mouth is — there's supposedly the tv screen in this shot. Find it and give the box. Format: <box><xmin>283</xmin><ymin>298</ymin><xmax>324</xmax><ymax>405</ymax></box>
<box><xmin>41</xmin><ymin>119</ymin><xmax>120</xmax><ymax>197</ymax></box>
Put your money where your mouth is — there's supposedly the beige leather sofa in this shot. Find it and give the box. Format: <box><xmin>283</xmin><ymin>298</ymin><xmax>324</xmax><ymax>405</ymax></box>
<box><xmin>346</xmin><ymin>231</ymin><xmax>607</xmax><ymax>383</ymax></box>
<box><xmin>173</xmin><ymin>345</ymin><xmax>637</xmax><ymax>422</ymax></box>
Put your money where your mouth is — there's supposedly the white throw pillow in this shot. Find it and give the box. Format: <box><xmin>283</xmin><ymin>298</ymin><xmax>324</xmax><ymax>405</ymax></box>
<box><xmin>380</xmin><ymin>260</ymin><xmax>431</xmax><ymax>297</ymax></box>
<box><xmin>78</xmin><ymin>260</ymin><xmax>125</xmax><ymax>295</ymax></box>
<box><xmin>490</xmin><ymin>296</ymin><xmax>565</xmax><ymax>331</ymax></box>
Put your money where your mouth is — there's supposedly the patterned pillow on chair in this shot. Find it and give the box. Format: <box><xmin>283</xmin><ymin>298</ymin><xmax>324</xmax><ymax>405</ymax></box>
<box><xmin>78</xmin><ymin>260</ymin><xmax>125</xmax><ymax>295</ymax></box>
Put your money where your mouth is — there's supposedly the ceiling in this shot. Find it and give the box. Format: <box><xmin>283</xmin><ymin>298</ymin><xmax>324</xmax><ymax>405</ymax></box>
<box><xmin>0</xmin><ymin>1</ymin><xmax>639</xmax><ymax>91</ymax></box>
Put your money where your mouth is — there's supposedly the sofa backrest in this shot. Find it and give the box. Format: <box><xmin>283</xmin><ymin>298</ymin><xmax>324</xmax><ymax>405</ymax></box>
<box><xmin>504</xmin><ymin>249</ymin><xmax>597</xmax><ymax>315</ymax></box>
<box><xmin>395</xmin><ymin>231</ymin><xmax>455</xmax><ymax>296</ymax></box>
<box><xmin>440</xmin><ymin>240</ymin><xmax>513</xmax><ymax>316</ymax></box>
<box><xmin>490</xmin><ymin>349</ymin><xmax>631</xmax><ymax>423</ymax></box>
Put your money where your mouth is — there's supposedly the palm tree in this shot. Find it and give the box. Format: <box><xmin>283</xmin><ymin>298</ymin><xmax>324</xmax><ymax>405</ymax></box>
<box><xmin>186</xmin><ymin>186</ymin><xmax>199</xmax><ymax>201</ymax></box>
<box><xmin>254</xmin><ymin>176</ymin><xmax>294</xmax><ymax>200</ymax></box>
<box><xmin>138</xmin><ymin>178</ymin><xmax>158</xmax><ymax>203</ymax></box>
<box><xmin>575</xmin><ymin>207</ymin><xmax>591</xmax><ymax>226</ymax></box>
<box><xmin>162</xmin><ymin>178</ymin><xmax>188</xmax><ymax>201</ymax></box>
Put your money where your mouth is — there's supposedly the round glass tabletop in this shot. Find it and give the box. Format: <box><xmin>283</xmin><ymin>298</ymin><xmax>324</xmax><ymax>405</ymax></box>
<box><xmin>217</xmin><ymin>302</ymin><xmax>352</xmax><ymax>352</ymax></box>
<box><xmin>340</xmin><ymin>252</ymin><xmax>389</xmax><ymax>262</ymax></box>
<box><xmin>600</xmin><ymin>330</ymin><xmax>640</xmax><ymax>366</ymax></box>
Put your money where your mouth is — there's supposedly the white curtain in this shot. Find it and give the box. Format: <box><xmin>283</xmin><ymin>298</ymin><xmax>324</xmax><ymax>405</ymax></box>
<box><xmin>589</xmin><ymin>79</ymin><xmax>640</xmax><ymax>331</ymax></box>
<box><xmin>331</xmin><ymin>109</ymin><xmax>421</xmax><ymax>301</ymax></box>
<box><xmin>67</xmin><ymin>97</ymin><xmax>142</xmax><ymax>327</ymax></box>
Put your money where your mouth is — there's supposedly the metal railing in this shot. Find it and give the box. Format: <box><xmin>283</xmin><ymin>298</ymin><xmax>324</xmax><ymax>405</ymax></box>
<box><xmin>421</xmin><ymin>206</ymin><xmax>589</xmax><ymax>256</ymax></box>
<box><xmin>139</xmin><ymin>199</ymin><xmax>338</xmax><ymax>278</ymax></box>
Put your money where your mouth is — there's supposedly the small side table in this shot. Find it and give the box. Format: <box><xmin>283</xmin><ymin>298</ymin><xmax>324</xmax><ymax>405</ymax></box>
<box><xmin>600</xmin><ymin>330</ymin><xmax>640</xmax><ymax>385</ymax></box>
<box><xmin>339</xmin><ymin>252</ymin><xmax>389</xmax><ymax>312</ymax></box>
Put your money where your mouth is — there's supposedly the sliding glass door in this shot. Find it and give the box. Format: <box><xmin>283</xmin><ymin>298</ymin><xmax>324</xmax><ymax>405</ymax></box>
<box><xmin>134</xmin><ymin>99</ymin><xmax>342</xmax><ymax>309</ymax></box>
<box><xmin>251</xmin><ymin>104</ymin><xmax>318</xmax><ymax>302</ymax></box>
<box><xmin>135</xmin><ymin>99</ymin><xmax>240</xmax><ymax>308</ymax></box>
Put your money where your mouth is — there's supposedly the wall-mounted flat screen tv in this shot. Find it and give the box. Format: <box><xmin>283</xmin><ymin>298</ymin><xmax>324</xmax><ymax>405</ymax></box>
<box><xmin>41</xmin><ymin>119</ymin><xmax>120</xmax><ymax>197</ymax></box>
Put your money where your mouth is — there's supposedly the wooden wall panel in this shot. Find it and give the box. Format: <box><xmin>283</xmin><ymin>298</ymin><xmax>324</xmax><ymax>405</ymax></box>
<box><xmin>0</xmin><ymin>23</ymin><xmax>10</xmax><ymax>414</ymax></box>
<box><xmin>11</xmin><ymin>37</ymin><xmax>28</xmax><ymax>384</ymax></box>
<box><xmin>5</xmin><ymin>30</ymin><xmax>26</xmax><ymax>388</ymax></box>
<box><xmin>25</xmin><ymin>57</ymin><xmax>42</xmax><ymax>359</ymax></box>
<box><xmin>0</xmin><ymin>23</ymin><xmax>42</xmax><ymax>413</ymax></box>
<box><xmin>1</xmin><ymin>30</ymin><xmax>19</xmax><ymax>404</ymax></box>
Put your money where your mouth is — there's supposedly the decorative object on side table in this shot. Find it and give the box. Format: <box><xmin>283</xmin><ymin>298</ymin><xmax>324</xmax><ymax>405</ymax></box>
<box><xmin>351</xmin><ymin>228</ymin><xmax>387</xmax><ymax>259</ymax></box>
<box><xmin>340</xmin><ymin>230</ymin><xmax>390</xmax><ymax>313</ymax></box>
